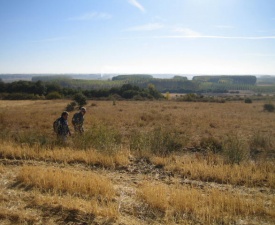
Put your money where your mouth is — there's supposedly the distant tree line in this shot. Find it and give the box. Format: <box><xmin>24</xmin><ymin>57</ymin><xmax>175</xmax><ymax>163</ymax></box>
<box><xmin>193</xmin><ymin>75</ymin><xmax>257</xmax><ymax>85</ymax></box>
<box><xmin>82</xmin><ymin>83</ymin><xmax>163</xmax><ymax>100</ymax></box>
<box><xmin>112</xmin><ymin>74</ymin><xmax>154</xmax><ymax>81</ymax></box>
<box><xmin>257</xmin><ymin>75</ymin><xmax>275</xmax><ymax>85</ymax></box>
<box><xmin>1</xmin><ymin>74</ymin><xmax>273</xmax><ymax>101</ymax></box>
<box><xmin>0</xmin><ymin>80</ymin><xmax>164</xmax><ymax>100</ymax></box>
<box><xmin>31</xmin><ymin>75</ymin><xmax>72</xmax><ymax>82</ymax></box>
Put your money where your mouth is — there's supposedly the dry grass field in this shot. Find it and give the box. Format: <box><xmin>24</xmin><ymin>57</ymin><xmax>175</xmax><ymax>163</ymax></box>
<box><xmin>0</xmin><ymin>99</ymin><xmax>275</xmax><ymax>225</ymax></box>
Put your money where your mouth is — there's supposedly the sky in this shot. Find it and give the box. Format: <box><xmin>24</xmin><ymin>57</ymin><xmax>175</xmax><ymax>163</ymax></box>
<box><xmin>0</xmin><ymin>0</ymin><xmax>275</xmax><ymax>75</ymax></box>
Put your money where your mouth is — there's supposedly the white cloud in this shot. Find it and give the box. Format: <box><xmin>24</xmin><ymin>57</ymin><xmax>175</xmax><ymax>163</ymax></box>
<box><xmin>68</xmin><ymin>12</ymin><xmax>112</xmax><ymax>21</ymax></box>
<box><xmin>128</xmin><ymin>0</ymin><xmax>145</xmax><ymax>12</ymax></box>
<box><xmin>127</xmin><ymin>23</ymin><xmax>164</xmax><ymax>31</ymax></box>
<box><xmin>172</xmin><ymin>27</ymin><xmax>201</xmax><ymax>37</ymax></box>
<box><xmin>145</xmin><ymin>35</ymin><xmax>275</xmax><ymax>40</ymax></box>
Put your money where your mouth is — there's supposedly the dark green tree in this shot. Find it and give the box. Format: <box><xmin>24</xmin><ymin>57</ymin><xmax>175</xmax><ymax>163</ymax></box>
<box><xmin>147</xmin><ymin>84</ymin><xmax>163</xmax><ymax>99</ymax></box>
<box><xmin>73</xmin><ymin>93</ymin><xmax>87</xmax><ymax>107</ymax></box>
<box><xmin>0</xmin><ymin>80</ymin><xmax>5</xmax><ymax>92</ymax></box>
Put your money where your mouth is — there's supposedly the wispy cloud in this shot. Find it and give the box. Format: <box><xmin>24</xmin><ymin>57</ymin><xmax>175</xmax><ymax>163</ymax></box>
<box><xmin>127</xmin><ymin>23</ymin><xmax>164</xmax><ymax>31</ymax></box>
<box><xmin>68</xmin><ymin>12</ymin><xmax>112</xmax><ymax>21</ymax></box>
<box><xmin>122</xmin><ymin>35</ymin><xmax>275</xmax><ymax>40</ymax></box>
<box><xmin>149</xmin><ymin>35</ymin><xmax>275</xmax><ymax>40</ymax></box>
<box><xmin>128</xmin><ymin>0</ymin><xmax>145</xmax><ymax>12</ymax></box>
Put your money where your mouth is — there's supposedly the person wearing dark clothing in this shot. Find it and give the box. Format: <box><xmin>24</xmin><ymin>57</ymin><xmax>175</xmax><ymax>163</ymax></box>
<box><xmin>72</xmin><ymin>107</ymin><xmax>86</xmax><ymax>133</ymax></box>
<box><xmin>57</xmin><ymin>111</ymin><xmax>71</xmax><ymax>142</ymax></box>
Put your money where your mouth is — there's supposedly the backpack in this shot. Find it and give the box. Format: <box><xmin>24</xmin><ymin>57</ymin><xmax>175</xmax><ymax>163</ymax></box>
<box><xmin>72</xmin><ymin>112</ymin><xmax>81</xmax><ymax>126</ymax></box>
<box><xmin>53</xmin><ymin>117</ymin><xmax>61</xmax><ymax>133</ymax></box>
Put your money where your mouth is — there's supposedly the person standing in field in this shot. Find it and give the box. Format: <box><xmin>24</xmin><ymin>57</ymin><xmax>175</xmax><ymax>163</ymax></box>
<box><xmin>72</xmin><ymin>107</ymin><xmax>86</xmax><ymax>134</ymax></box>
<box><xmin>55</xmin><ymin>111</ymin><xmax>71</xmax><ymax>142</ymax></box>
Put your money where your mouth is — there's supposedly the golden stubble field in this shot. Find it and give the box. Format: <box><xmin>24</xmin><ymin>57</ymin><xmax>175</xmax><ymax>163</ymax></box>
<box><xmin>0</xmin><ymin>99</ymin><xmax>275</xmax><ymax>225</ymax></box>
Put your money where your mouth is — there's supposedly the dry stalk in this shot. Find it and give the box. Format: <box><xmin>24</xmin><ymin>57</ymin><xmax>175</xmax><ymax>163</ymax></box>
<box><xmin>165</xmin><ymin>154</ymin><xmax>275</xmax><ymax>188</ymax></box>
<box><xmin>17</xmin><ymin>165</ymin><xmax>115</xmax><ymax>200</ymax></box>
<box><xmin>138</xmin><ymin>182</ymin><xmax>275</xmax><ymax>224</ymax></box>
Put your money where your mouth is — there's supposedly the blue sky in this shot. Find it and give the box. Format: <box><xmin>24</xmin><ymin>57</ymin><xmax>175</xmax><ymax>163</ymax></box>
<box><xmin>0</xmin><ymin>0</ymin><xmax>275</xmax><ymax>75</ymax></box>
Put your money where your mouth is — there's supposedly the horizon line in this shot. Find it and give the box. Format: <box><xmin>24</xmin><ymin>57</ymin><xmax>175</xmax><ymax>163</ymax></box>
<box><xmin>1</xmin><ymin>73</ymin><xmax>275</xmax><ymax>76</ymax></box>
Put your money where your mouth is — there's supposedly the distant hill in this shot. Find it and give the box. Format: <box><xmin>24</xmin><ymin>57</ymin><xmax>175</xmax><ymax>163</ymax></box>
<box><xmin>193</xmin><ymin>75</ymin><xmax>257</xmax><ymax>85</ymax></box>
<box><xmin>112</xmin><ymin>74</ymin><xmax>153</xmax><ymax>81</ymax></box>
<box><xmin>2</xmin><ymin>74</ymin><xmax>275</xmax><ymax>96</ymax></box>
<box><xmin>257</xmin><ymin>75</ymin><xmax>275</xmax><ymax>85</ymax></box>
<box><xmin>0</xmin><ymin>74</ymin><xmax>33</xmax><ymax>82</ymax></box>
<box><xmin>0</xmin><ymin>73</ymin><xmax>192</xmax><ymax>83</ymax></box>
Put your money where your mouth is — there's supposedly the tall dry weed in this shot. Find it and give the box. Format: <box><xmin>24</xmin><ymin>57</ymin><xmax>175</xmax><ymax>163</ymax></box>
<box><xmin>164</xmin><ymin>154</ymin><xmax>275</xmax><ymax>188</ymax></box>
<box><xmin>0</xmin><ymin>141</ymin><xmax>129</xmax><ymax>168</ymax></box>
<box><xmin>130</xmin><ymin>126</ymin><xmax>185</xmax><ymax>156</ymax></box>
<box><xmin>222</xmin><ymin>133</ymin><xmax>250</xmax><ymax>164</ymax></box>
<box><xmin>17</xmin><ymin>166</ymin><xmax>115</xmax><ymax>200</ymax></box>
<box><xmin>138</xmin><ymin>182</ymin><xmax>275</xmax><ymax>224</ymax></box>
<box><xmin>32</xmin><ymin>193</ymin><xmax>119</xmax><ymax>220</ymax></box>
<box><xmin>71</xmin><ymin>121</ymin><xmax>122</xmax><ymax>152</ymax></box>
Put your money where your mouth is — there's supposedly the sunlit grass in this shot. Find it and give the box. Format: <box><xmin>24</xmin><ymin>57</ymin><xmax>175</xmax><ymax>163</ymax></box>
<box><xmin>1</xmin><ymin>100</ymin><xmax>275</xmax><ymax>224</ymax></box>
<box><xmin>138</xmin><ymin>182</ymin><xmax>275</xmax><ymax>224</ymax></box>
<box><xmin>17</xmin><ymin>165</ymin><xmax>116</xmax><ymax>200</ymax></box>
<box><xmin>2</xmin><ymin>100</ymin><xmax>275</xmax><ymax>147</ymax></box>
<box><xmin>151</xmin><ymin>154</ymin><xmax>275</xmax><ymax>188</ymax></box>
<box><xmin>32</xmin><ymin>193</ymin><xmax>119</xmax><ymax>220</ymax></box>
<box><xmin>0</xmin><ymin>141</ymin><xmax>129</xmax><ymax>168</ymax></box>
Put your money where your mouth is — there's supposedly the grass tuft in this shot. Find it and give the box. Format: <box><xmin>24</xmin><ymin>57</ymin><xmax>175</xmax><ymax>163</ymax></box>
<box><xmin>17</xmin><ymin>166</ymin><xmax>116</xmax><ymax>200</ymax></box>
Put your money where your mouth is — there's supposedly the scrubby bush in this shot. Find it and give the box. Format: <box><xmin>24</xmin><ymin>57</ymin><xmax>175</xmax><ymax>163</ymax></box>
<box><xmin>263</xmin><ymin>103</ymin><xmax>275</xmax><ymax>112</ymax></box>
<box><xmin>71</xmin><ymin>122</ymin><xmax>122</xmax><ymax>152</ymax></box>
<box><xmin>222</xmin><ymin>134</ymin><xmax>249</xmax><ymax>164</ymax></box>
<box><xmin>65</xmin><ymin>101</ymin><xmax>77</xmax><ymax>112</ymax></box>
<box><xmin>149</xmin><ymin>127</ymin><xmax>183</xmax><ymax>156</ymax></box>
<box><xmin>249</xmin><ymin>131</ymin><xmax>274</xmax><ymax>158</ymax></box>
<box><xmin>199</xmin><ymin>136</ymin><xmax>222</xmax><ymax>153</ymax></box>
<box><xmin>12</xmin><ymin>131</ymin><xmax>53</xmax><ymax>148</ymax></box>
<box><xmin>1</xmin><ymin>93</ymin><xmax>43</xmax><ymax>100</ymax></box>
<box><xmin>130</xmin><ymin>127</ymin><xmax>183</xmax><ymax>156</ymax></box>
<box><xmin>74</xmin><ymin>93</ymin><xmax>87</xmax><ymax>107</ymax></box>
<box><xmin>46</xmin><ymin>91</ymin><xmax>62</xmax><ymax>99</ymax></box>
<box><xmin>244</xmin><ymin>98</ymin><xmax>252</xmax><ymax>103</ymax></box>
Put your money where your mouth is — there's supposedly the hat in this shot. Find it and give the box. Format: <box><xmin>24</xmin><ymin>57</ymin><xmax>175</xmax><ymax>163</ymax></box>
<box><xmin>61</xmin><ymin>111</ymin><xmax>69</xmax><ymax>116</ymax></box>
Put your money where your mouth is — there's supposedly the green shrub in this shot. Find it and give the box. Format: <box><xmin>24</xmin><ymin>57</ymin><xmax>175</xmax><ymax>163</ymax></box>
<box><xmin>65</xmin><ymin>101</ymin><xmax>77</xmax><ymax>112</ymax></box>
<box><xmin>46</xmin><ymin>91</ymin><xmax>62</xmax><ymax>99</ymax></box>
<box><xmin>12</xmin><ymin>131</ymin><xmax>53</xmax><ymax>148</ymax></box>
<box><xmin>0</xmin><ymin>113</ymin><xmax>10</xmax><ymax>140</ymax></box>
<box><xmin>249</xmin><ymin>131</ymin><xmax>274</xmax><ymax>158</ymax></box>
<box><xmin>150</xmin><ymin>127</ymin><xmax>182</xmax><ymax>156</ymax></box>
<box><xmin>263</xmin><ymin>103</ymin><xmax>275</xmax><ymax>112</ymax></box>
<box><xmin>2</xmin><ymin>93</ymin><xmax>43</xmax><ymax>100</ymax></box>
<box><xmin>222</xmin><ymin>134</ymin><xmax>249</xmax><ymax>164</ymax></box>
<box><xmin>199</xmin><ymin>136</ymin><xmax>222</xmax><ymax>153</ymax></box>
<box><xmin>74</xmin><ymin>93</ymin><xmax>87</xmax><ymax>107</ymax></box>
<box><xmin>129</xmin><ymin>130</ymin><xmax>150</xmax><ymax>156</ymax></box>
<box><xmin>72</xmin><ymin>122</ymin><xmax>122</xmax><ymax>152</ymax></box>
<box><xmin>244</xmin><ymin>98</ymin><xmax>252</xmax><ymax>103</ymax></box>
<box><xmin>250</xmin><ymin>132</ymin><xmax>272</xmax><ymax>151</ymax></box>
<box><xmin>130</xmin><ymin>127</ymin><xmax>183</xmax><ymax>156</ymax></box>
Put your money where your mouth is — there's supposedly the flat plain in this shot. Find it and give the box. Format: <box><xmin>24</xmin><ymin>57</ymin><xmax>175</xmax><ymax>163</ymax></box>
<box><xmin>0</xmin><ymin>100</ymin><xmax>274</xmax><ymax>225</ymax></box>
